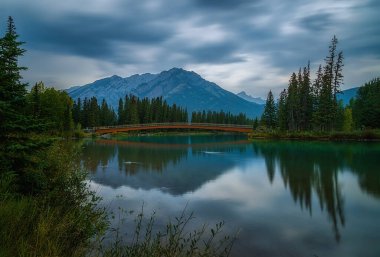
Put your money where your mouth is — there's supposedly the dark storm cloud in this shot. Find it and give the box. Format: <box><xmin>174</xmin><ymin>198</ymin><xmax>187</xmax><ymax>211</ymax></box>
<box><xmin>299</xmin><ymin>13</ymin><xmax>334</xmax><ymax>32</ymax></box>
<box><xmin>16</xmin><ymin>12</ymin><xmax>174</xmax><ymax>63</ymax></box>
<box><xmin>181</xmin><ymin>42</ymin><xmax>245</xmax><ymax>64</ymax></box>
<box><xmin>1</xmin><ymin>0</ymin><xmax>379</xmax><ymax>94</ymax></box>
<box><xmin>194</xmin><ymin>0</ymin><xmax>259</xmax><ymax>9</ymax></box>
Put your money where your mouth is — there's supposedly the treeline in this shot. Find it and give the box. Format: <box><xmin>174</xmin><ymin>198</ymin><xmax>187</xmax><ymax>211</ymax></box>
<box><xmin>72</xmin><ymin>97</ymin><xmax>117</xmax><ymax>128</ymax></box>
<box><xmin>117</xmin><ymin>95</ymin><xmax>188</xmax><ymax>125</ymax></box>
<box><xmin>191</xmin><ymin>110</ymin><xmax>253</xmax><ymax>125</ymax></box>
<box><xmin>72</xmin><ymin>95</ymin><xmax>188</xmax><ymax>128</ymax></box>
<box><xmin>261</xmin><ymin>36</ymin><xmax>354</xmax><ymax>132</ymax></box>
<box><xmin>72</xmin><ymin>94</ymin><xmax>255</xmax><ymax>128</ymax></box>
<box><xmin>26</xmin><ymin>82</ymin><xmax>74</xmax><ymax>134</ymax></box>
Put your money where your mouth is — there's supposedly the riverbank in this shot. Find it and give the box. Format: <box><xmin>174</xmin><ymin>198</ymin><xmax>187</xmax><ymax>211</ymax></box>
<box><xmin>0</xmin><ymin>141</ymin><xmax>107</xmax><ymax>257</ymax></box>
<box><xmin>249</xmin><ymin>130</ymin><xmax>380</xmax><ymax>141</ymax></box>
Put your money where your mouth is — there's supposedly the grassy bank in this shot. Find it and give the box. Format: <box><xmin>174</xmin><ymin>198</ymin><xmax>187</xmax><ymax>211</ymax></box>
<box><xmin>249</xmin><ymin>129</ymin><xmax>380</xmax><ymax>141</ymax></box>
<box><xmin>0</xmin><ymin>141</ymin><xmax>106</xmax><ymax>257</ymax></box>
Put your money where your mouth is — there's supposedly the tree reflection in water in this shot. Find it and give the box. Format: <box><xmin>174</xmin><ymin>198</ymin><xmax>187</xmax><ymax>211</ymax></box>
<box><xmin>254</xmin><ymin>141</ymin><xmax>380</xmax><ymax>242</ymax></box>
<box><xmin>80</xmin><ymin>137</ymin><xmax>380</xmax><ymax>243</ymax></box>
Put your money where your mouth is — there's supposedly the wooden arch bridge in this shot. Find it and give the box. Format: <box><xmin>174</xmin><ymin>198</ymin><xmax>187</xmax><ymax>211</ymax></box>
<box><xmin>85</xmin><ymin>123</ymin><xmax>253</xmax><ymax>134</ymax></box>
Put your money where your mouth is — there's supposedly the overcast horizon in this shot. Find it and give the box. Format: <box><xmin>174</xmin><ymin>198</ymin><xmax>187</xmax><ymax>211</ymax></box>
<box><xmin>2</xmin><ymin>0</ymin><xmax>379</xmax><ymax>98</ymax></box>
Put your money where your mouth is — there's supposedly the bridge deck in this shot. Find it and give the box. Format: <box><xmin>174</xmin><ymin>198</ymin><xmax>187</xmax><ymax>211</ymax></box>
<box><xmin>86</xmin><ymin>123</ymin><xmax>253</xmax><ymax>134</ymax></box>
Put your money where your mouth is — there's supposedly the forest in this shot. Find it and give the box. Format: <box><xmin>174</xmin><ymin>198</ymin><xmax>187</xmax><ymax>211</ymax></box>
<box><xmin>260</xmin><ymin>36</ymin><xmax>380</xmax><ymax>133</ymax></box>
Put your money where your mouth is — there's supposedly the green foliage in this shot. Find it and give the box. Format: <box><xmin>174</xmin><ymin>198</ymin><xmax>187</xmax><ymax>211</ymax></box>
<box><xmin>0</xmin><ymin>16</ymin><xmax>27</xmax><ymax>107</ymax></box>
<box><xmin>73</xmin><ymin>95</ymin><xmax>189</xmax><ymax>128</ymax></box>
<box><xmin>191</xmin><ymin>109</ymin><xmax>252</xmax><ymax>125</ymax></box>
<box><xmin>277</xmin><ymin>89</ymin><xmax>287</xmax><ymax>131</ymax></box>
<box><xmin>26</xmin><ymin>82</ymin><xmax>74</xmax><ymax>135</ymax></box>
<box><xmin>342</xmin><ymin>107</ymin><xmax>353</xmax><ymax>132</ymax></box>
<box><xmin>262</xmin><ymin>35</ymin><xmax>347</xmax><ymax>133</ymax></box>
<box><xmin>261</xmin><ymin>90</ymin><xmax>277</xmax><ymax>129</ymax></box>
<box><xmin>352</xmin><ymin>78</ymin><xmax>380</xmax><ymax>129</ymax></box>
<box><xmin>0</xmin><ymin>142</ymin><xmax>107</xmax><ymax>257</ymax></box>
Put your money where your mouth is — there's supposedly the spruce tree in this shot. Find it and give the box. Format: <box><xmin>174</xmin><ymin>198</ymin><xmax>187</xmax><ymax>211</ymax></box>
<box><xmin>261</xmin><ymin>90</ymin><xmax>277</xmax><ymax>129</ymax></box>
<box><xmin>287</xmin><ymin>73</ymin><xmax>299</xmax><ymax>131</ymax></box>
<box><xmin>277</xmin><ymin>89</ymin><xmax>288</xmax><ymax>131</ymax></box>
<box><xmin>0</xmin><ymin>16</ymin><xmax>27</xmax><ymax>106</ymax></box>
<box><xmin>0</xmin><ymin>17</ymin><xmax>50</xmax><ymax>193</ymax></box>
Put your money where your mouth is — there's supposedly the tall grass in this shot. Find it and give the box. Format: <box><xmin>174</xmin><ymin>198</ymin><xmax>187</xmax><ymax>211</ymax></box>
<box><xmin>93</xmin><ymin>206</ymin><xmax>237</xmax><ymax>257</ymax></box>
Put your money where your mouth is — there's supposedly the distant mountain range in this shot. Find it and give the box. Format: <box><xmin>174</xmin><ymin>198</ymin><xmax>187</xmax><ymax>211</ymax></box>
<box><xmin>236</xmin><ymin>91</ymin><xmax>266</xmax><ymax>105</ymax></box>
<box><xmin>67</xmin><ymin>68</ymin><xmax>264</xmax><ymax>118</ymax></box>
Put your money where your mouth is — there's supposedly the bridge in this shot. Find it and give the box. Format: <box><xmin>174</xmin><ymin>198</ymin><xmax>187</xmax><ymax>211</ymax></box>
<box><xmin>85</xmin><ymin>123</ymin><xmax>253</xmax><ymax>134</ymax></box>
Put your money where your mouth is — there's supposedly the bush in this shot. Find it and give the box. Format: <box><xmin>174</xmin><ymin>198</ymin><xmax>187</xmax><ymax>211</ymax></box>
<box><xmin>0</xmin><ymin>141</ymin><xmax>107</xmax><ymax>257</ymax></box>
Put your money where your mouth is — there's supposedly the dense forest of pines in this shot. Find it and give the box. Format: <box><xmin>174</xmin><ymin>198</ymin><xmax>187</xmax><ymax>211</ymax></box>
<box><xmin>71</xmin><ymin>95</ymin><xmax>254</xmax><ymax>129</ymax></box>
<box><xmin>191</xmin><ymin>110</ymin><xmax>253</xmax><ymax>125</ymax></box>
<box><xmin>261</xmin><ymin>36</ymin><xmax>380</xmax><ymax>132</ymax></box>
<box><xmin>72</xmin><ymin>95</ymin><xmax>188</xmax><ymax>128</ymax></box>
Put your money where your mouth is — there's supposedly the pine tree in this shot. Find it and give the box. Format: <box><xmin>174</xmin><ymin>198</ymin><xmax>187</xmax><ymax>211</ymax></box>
<box><xmin>261</xmin><ymin>90</ymin><xmax>277</xmax><ymax>129</ymax></box>
<box><xmin>298</xmin><ymin>63</ymin><xmax>313</xmax><ymax>130</ymax></box>
<box><xmin>0</xmin><ymin>17</ymin><xmax>50</xmax><ymax>193</ymax></box>
<box><xmin>320</xmin><ymin>35</ymin><xmax>344</xmax><ymax>130</ymax></box>
<box><xmin>312</xmin><ymin>65</ymin><xmax>323</xmax><ymax>129</ymax></box>
<box><xmin>72</xmin><ymin>97</ymin><xmax>81</xmax><ymax>125</ymax></box>
<box><xmin>287</xmin><ymin>73</ymin><xmax>298</xmax><ymax>131</ymax></box>
<box><xmin>28</xmin><ymin>81</ymin><xmax>45</xmax><ymax>118</ymax></box>
<box><xmin>118</xmin><ymin>98</ymin><xmax>124</xmax><ymax>125</ymax></box>
<box><xmin>352</xmin><ymin>78</ymin><xmax>380</xmax><ymax>129</ymax></box>
<box><xmin>277</xmin><ymin>89</ymin><xmax>288</xmax><ymax>131</ymax></box>
<box><xmin>0</xmin><ymin>16</ymin><xmax>27</xmax><ymax>107</ymax></box>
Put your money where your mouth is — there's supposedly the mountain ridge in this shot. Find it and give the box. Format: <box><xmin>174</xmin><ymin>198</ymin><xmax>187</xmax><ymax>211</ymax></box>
<box><xmin>236</xmin><ymin>91</ymin><xmax>266</xmax><ymax>105</ymax></box>
<box><xmin>67</xmin><ymin>68</ymin><xmax>264</xmax><ymax>118</ymax></box>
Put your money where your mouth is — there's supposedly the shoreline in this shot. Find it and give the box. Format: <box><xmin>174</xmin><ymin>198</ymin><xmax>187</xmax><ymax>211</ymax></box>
<box><xmin>248</xmin><ymin>130</ymin><xmax>380</xmax><ymax>142</ymax></box>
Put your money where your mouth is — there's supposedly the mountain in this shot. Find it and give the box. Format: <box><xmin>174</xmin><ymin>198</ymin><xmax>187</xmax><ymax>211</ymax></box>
<box><xmin>236</xmin><ymin>91</ymin><xmax>266</xmax><ymax>105</ymax></box>
<box><xmin>67</xmin><ymin>68</ymin><xmax>264</xmax><ymax>118</ymax></box>
<box><xmin>68</xmin><ymin>73</ymin><xmax>157</xmax><ymax>109</ymax></box>
<box><xmin>337</xmin><ymin>87</ymin><xmax>359</xmax><ymax>106</ymax></box>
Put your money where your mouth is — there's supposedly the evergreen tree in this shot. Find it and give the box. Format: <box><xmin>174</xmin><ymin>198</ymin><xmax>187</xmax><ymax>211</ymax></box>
<box><xmin>0</xmin><ymin>17</ymin><xmax>50</xmax><ymax>193</ymax></box>
<box><xmin>298</xmin><ymin>63</ymin><xmax>313</xmax><ymax>130</ymax></box>
<box><xmin>320</xmin><ymin>35</ymin><xmax>344</xmax><ymax>130</ymax></box>
<box><xmin>352</xmin><ymin>78</ymin><xmax>380</xmax><ymax>129</ymax></box>
<box><xmin>72</xmin><ymin>98</ymin><xmax>81</xmax><ymax>125</ymax></box>
<box><xmin>261</xmin><ymin>90</ymin><xmax>277</xmax><ymax>129</ymax></box>
<box><xmin>287</xmin><ymin>73</ymin><xmax>299</xmax><ymax>131</ymax></box>
<box><xmin>0</xmin><ymin>16</ymin><xmax>27</xmax><ymax>107</ymax></box>
<box><xmin>312</xmin><ymin>65</ymin><xmax>323</xmax><ymax>129</ymax></box>
<box><xmin>28</xmin><ymin>81</ymin><xmax>44</xmax><ymax>118</ymax></box>
<box><xmin>277</xmin><ymin>89</ymin><xmax>288</xmax><ymax>131</ymax></box>
<box><xmin>117</xmin><ymin>98</ymin><xmax>124</xmax><ymax>125</ymax></box>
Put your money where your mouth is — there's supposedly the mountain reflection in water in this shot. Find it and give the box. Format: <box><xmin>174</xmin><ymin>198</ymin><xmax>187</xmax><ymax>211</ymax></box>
<box><xmin>82</xmin><ymin>135</ymin><xmax>380</xmax><ymax>257</ymax></box>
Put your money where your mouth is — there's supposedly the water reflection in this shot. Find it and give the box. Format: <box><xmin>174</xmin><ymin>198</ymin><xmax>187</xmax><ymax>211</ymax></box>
<box><xmin>82</xmin><ymin>136</ymin><xmax>380</xmax><ymax>256</ymax></box>
<box><xmin>83</xmin><ymin>135</ymin><xmax>250</xmax><ymax>194</ymax></box>
<box><xmin>252</xmin><ymin>141</ymin><xmax>380</xmax><ymax>242</ymax></box>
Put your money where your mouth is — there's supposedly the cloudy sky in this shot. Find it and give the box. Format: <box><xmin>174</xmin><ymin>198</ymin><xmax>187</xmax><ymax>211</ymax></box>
<box><xmin>2</xmin><ymin>0</ymin><xmax>379</xmax><ymax>97</ymax></box>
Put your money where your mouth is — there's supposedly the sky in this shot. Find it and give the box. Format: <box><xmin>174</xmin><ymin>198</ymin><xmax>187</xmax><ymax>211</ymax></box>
<box><xmin>2</xmin><ymin>0</ymin><xmax>380</xmax><ymax>98</ymax></box>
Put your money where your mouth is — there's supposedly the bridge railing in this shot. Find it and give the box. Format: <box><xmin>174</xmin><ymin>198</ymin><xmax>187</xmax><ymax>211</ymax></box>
<box><xmin>85</xmin><ymin>122</ymin><xmax>253</xmax><ymax>132</ymax></box>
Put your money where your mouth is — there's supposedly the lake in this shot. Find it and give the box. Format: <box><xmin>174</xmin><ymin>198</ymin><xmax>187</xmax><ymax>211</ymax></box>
<box><xmin>82</xmin><ymin>135</ymin><xmax>380</xmax><ymax>257</ymax></box>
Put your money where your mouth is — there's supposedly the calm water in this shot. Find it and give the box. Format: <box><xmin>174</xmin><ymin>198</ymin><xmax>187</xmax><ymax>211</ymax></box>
<box><xmin>82</xmin><ymin>135</ymin><xmax>380</xmax><ymax>257</ymax></box>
